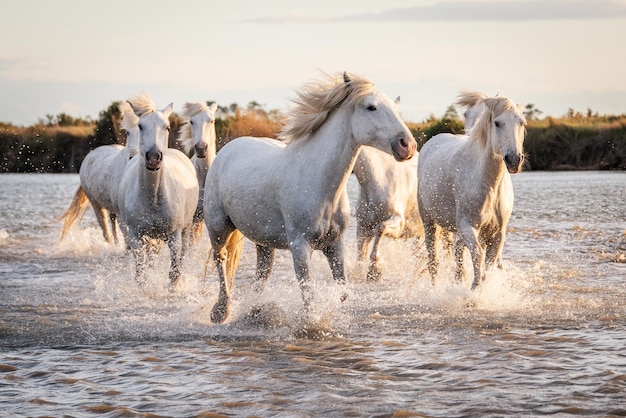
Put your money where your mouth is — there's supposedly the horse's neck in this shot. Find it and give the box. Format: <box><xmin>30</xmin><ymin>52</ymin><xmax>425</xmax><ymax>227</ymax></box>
<box><xmin>289</xmin><ymin>109</ymin><xmax>360</xmax><ymax>200</ymax></box>
<box><xmin>138</xmin><ymin>162</ymin><xmax>163</xmax><ymax>207</ymax></box>
<box><xmin>465</xmin><ymin>138</ymin><xmax>508</xmax><ymax>191</ymax></box>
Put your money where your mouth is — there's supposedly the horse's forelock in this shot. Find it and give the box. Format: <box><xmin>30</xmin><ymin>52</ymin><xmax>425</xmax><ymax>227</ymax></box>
<box><xmin>128</xmin><ymin>93</ymin><xmax>158</xmax><ymax>117</ymax></box>
<box><xmin>471</xmin><ymin>96</ymin><xmax>525</xmax><ymax>147</ymax></box>
<box><xmin>118</xmin><ymin>102</ymin><xmax>139</xmax><ymax>131</ymax></box>
<box><xmin>457</xmin><ymin>90</ymin><xmax>487</xmax><ymax>109</ymax></box>
<box><xmin>279</xmin><ymin>72</ymin><xmax>375</xmax><ymax>143</ymax></box>
<box><xmin>181</xmin><ymin>101</ymin><xmax>209</xmax><ymax>118</ymax></box>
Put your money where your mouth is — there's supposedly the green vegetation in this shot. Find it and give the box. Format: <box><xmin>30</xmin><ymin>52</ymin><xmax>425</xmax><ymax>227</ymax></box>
<box><xmin>0</xmin><ymin>102</ymin><xmax>624</xmax><ymax>172</ymax></box>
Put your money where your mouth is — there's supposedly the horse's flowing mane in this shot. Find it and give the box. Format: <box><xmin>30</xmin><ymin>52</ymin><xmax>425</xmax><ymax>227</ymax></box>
<box><xmin>118</xmin><ymin>101</ymin><xmax>139</xmax><ymax>131</ymax></box>
<box><xmin>278</xmin><ymin>72</ymin><xmax>376</xmax><ymax>143</ymax></box>
<box><xmin>472</xmin><ymin>96</ymin><xmax>526</xmax><ymax>148</ymax></box>
<box><xmin>456</xmin><ymin>90</ymin><xmax>487</xmax><ymax>109</ymax></box>
<box><xmin>177</xmin><ymin>102</ymin><xmax>211</xmax><ymax>153</ymax></box>
<box><xmin>127</xmin><ymin>93</ymin><xmax>157</xmax><ymax>118</ymax></box>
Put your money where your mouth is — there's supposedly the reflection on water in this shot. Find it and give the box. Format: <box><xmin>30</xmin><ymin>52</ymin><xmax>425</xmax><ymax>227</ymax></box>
<box><xmin>0</xmin><ymin>171</ymin><xmax>625</xmax><ymax>416</ymax></box>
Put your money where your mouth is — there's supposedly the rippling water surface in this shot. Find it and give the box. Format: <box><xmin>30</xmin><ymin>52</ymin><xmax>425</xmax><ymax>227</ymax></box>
<box><xmin>1</xmin><ymin>171</ymin><xmax>625</xmax><ymax>417</ymax></box>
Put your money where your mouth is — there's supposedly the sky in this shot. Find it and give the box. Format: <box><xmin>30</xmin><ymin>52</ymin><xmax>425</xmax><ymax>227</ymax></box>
<box><xmin>1</xmin><ymin>0</ymin><xmax>626</xmax><ymax>126</ymax></box>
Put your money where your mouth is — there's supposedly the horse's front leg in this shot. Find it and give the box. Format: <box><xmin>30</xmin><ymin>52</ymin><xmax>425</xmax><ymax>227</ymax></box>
<box><xmin>166</xmin><ymin>230</ymin><xmax>183</xmax><ymax>289</ymax></box>
<box><xmin>453</xmin><ymin>235</ymin><xmax>466</xmax><ymax>283</ymax></box>
<box><xmin>485</xmin><ymin>230</ymin><xmax>505</xmax><ymax>270</ymax></box>
<box><xmin>422</xmin><ymin>219</ymin><xmax>439</xmax><ymax>285</ymax></box>
<box><xmin>127</xmin><ymin>234</ymin><xmax>147</xmax><ymax>286</ymax></box>
<box><xmin>289</xmin><ymin>239</ymin><xmax>314</xmax><ymax>309</ymax></box>
<box><xmin>255</xmin><ymin>244</ymin><xmax>275</xmax><ymax>293</ymax></box>
<box><xmin>367</xmin><ymin>224</ymin><xmax>385</xmax><ymax>282</ymax></box>
<box><xmin>368</xmin><ymin>215</ymin><xmax>403</xmax><ymax>282</ymax></box>
<box><xmin>457</xmin><ymin>222</ymin><xmax>485</xmax><ymax>290</ymax></box>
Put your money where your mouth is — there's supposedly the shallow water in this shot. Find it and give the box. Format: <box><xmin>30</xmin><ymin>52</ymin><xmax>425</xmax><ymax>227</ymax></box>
<box><xmin>0</xmin><ymin>171</ymin><xmax>625</xmax><ymax>417</ymax></box>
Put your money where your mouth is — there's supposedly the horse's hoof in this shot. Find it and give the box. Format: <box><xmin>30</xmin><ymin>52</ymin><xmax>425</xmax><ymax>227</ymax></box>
<box><xmin>211</xmin><ymin>303</ymin><xmax>230</xmax><ymax>324</ymax></box>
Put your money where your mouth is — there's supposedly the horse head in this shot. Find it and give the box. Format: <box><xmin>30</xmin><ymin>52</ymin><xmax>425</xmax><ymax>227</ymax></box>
<box><xmin>128</xmin><ymin>94</ymin><xmax>173</xmax><ymax>172</ymax></box>
<box><xmin>344</xmin><ymin>73</ymin><xmax>416</xmax><ymax>161</ymax></box>
<box><xmin>475</xmin><ymin>97</ymin><xmax>527</xmax><ymax>174</ymax></box>
<box><xmin>179</xmin><ymin>102</ymin><xmax>218</xmax><ymax>159</ymax></box>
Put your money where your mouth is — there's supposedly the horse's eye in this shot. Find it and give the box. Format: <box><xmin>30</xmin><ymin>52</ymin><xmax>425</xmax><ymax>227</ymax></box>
<box><xmin>367</xmin><ymin>105</ymin><xmax>377</xmax><ymax>111</ymax></box>
<box><xmin>494</xmin><ymin>121</ymin><xmax>501</xmax><ymax>128</ymax></box>
<box><xmin>189</xmin><ymin>120</ymin><xmax>194</xmax><ymax>125</ymax></box>
<box><xmin>138</xmin><ymin>124</ymin><xmax>143</xmax><ymax>131</ymax></box>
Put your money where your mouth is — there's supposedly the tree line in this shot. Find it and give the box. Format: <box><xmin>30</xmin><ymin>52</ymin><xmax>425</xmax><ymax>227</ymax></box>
<box><xmin>1</xmin><ymin>101</ymin><xmax>624</xmax><ymax>173</ymax></box>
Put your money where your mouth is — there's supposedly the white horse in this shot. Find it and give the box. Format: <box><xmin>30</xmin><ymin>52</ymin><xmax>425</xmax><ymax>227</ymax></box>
<box><xmin>177</xmin><ymin>101</ymin><xmax>218</xmax><ymax>241</ymax></box>
<box><xmin>109</xmin><ymin>101</ymin><xmax>141</xmax><ymax>218</ymax></box>
<box><xmin>352</xmin><ymin>118</ymin><xmax>423</xmax><ymax>281</ymax></box>
<box><xmin>417</xmin><ymin>95</ymin><xmax>526</xmax><ymax>290</ymax></box>
<box><xmin>117</xmin><ymin>94</ymin><xmax>199</xmax><ymax>287</ymax></box>
<box><xmin>60</xmin><ymin>102</ymin><xmax>141</xmax><ymax>245</ymax></box>
<box><xmin>204</xmin><ymin>72</ymin><xmax>417</xmax><ymax>323</ymax></box>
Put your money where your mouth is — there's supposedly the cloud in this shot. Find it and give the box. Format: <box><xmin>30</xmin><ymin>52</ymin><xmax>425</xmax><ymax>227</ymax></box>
<box><xmin>245</xmin><ymin>0</ymin><xmax>626</xmax><ymax>24</ymax></box>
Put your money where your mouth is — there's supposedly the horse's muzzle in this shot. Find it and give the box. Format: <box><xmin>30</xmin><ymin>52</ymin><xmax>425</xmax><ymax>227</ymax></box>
<box><xmin>391</xmin><ymin>134</ymin><xmax>417</xmax><ymax>161</ymax></box>
<box><xmin>145</xmin><ymin>150</ymin><xmax>162</xmax><ymax>171</ymax></box>
<box><xmin>195</xmin><ymin>143</ymin><xmax>208</xmax><ymax>159</ymax></box>
<box><xmin>504</xmin><ymin>153</ymin><xmax>524</xmax><ymax>174</ymax></box>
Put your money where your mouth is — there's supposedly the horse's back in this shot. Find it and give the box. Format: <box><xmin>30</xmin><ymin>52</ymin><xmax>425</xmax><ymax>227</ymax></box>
<box><xmin>205</xmin><ymin>136</ymin><xmax>297</xmax><ymax>248</ymax></box>
<box><xmin>79</xmin><ymin>144</ymin><xmax>123</xmax><ymax>209</ymax></box>
<box><xmin>417</xmin><ymin>133</ymin><xmax>467</xmax><ymax>228</ymax></box>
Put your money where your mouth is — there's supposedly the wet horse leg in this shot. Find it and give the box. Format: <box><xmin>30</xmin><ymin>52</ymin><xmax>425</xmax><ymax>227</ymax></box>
<box><xmin>167</xmin><ymin>230</ymin><xmax>183</xmax><ymax>288</ymax></box>
<box><xmin>368</xmin><ymin>215</ymin><xmax>403</xmax><ymax>282</ymax></box>
<box><xmin>485</xmin><ymin>230</ymin><xmax>505</xmax><ymax>270</ymax></box>
<box><xmin>457</xmin><ymin>222</ymin><xmax>485</xmax><ymax>290</ymax></box>
<box><xmin>289</xmin><ymin>238</ymin><xmax>314</xmax><ymax>309</ymax></box>
<box><xmin>422</xmin><ymin>219</ymin><xmax>439</xmax><ymax>285</ymax></box>
<box><xmin>93</xmin><ymin>204</ymin><xmax>115</xmax><ymax>244</ymax></box>
<box><xmin>255</xmin><ymin>244</ymin><xmax>275</xmax><ymax>293</ymax></box>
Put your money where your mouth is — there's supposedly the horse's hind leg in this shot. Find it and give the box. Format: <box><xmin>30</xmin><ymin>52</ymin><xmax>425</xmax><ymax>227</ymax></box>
<box><xmin>93</xmin><ymin>205</ymin><xmax>115</xmax><ymax>244</ymax></box>
<box><xmin>485</xmin><ymin>231</ymin><xmax>505</xmax><ymax>270</ymax></box>
<box><xmin>109</xmin><ymin>212</ymin><xmax>119</xmax><ymax>245</ymax></box>
<box><xmin>255</xmin><ymin>244</ymin><xmax>275</xmax><ymax>293</ymax></box>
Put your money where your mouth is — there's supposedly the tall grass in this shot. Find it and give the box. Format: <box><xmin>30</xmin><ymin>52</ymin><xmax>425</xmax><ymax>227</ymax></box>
<box><xmin>0</xmin><ymin>105</ymin><xmax>624</xmax><ymax>173</ymax></box>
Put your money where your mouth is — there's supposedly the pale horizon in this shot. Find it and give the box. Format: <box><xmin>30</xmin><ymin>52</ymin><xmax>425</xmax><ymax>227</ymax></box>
<box><xmin>1</xmin><ymin>0</ymin><xmax>625</xmax><ymax>126</ymax></box>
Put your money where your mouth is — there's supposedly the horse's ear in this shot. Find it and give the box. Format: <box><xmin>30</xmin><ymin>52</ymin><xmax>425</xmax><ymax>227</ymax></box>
<box><xmin>209</xmin><ymin>102</ymin><xmax>218</xmax><ymax>113</ymax></box>
<box><xmin>394</xmin><ymin>96</ymin><xmax>401</xmax><ymax>106</ymax></box>
<box><xmin>343</xmin><ymin>71</ymin><xmax>351</xmax><ymax>84</ymax></box>
<box><xmin>127</xmin><ymin>100</ymin><xmax>139</xmax><ymax>116</ymax></box>
<box><xmin>163</xmin><ymin>102</ymin><xmax>174</xmax><ymax>117</ymax></box>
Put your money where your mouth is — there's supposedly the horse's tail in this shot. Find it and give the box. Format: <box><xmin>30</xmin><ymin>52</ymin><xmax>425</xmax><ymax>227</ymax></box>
<box><xmin>224</xmin><ymin>230</ymin><xmax>244</xmax><ymax>286</ymax></box>
<box><xmin>58</xmin><ymin>185</ymin><xmax>90</xmax><ymax>241</ymax></box>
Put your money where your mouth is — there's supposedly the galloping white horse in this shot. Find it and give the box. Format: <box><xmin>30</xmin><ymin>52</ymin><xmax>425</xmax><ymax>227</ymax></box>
<box><xmin>204</xmin><ymin>72</ymin><xmax>417</xmax><ymax>323</ymax></box>
<box><xmin>177</xmin><ymin>101</ymin><xmax>218</xmax><ymax>241</ymax></box>
<box><xmin>417</xmin><ymin>95</ymin><xmax>526</xmax><ymax>290</ymax></box>
<box><xmin>352</xmin><ymin>118</ymin><xmax>423</xmax><ymax>281</ymax></box>
<box><xmin>117</xmin><ymin>94</ymin><xmax>199</xmax><ymax>287</ymax></box>
<box><xmin>60</xmin><ymin>101</ymin><xmax>140</xmax><ymax>244</ymax></box>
